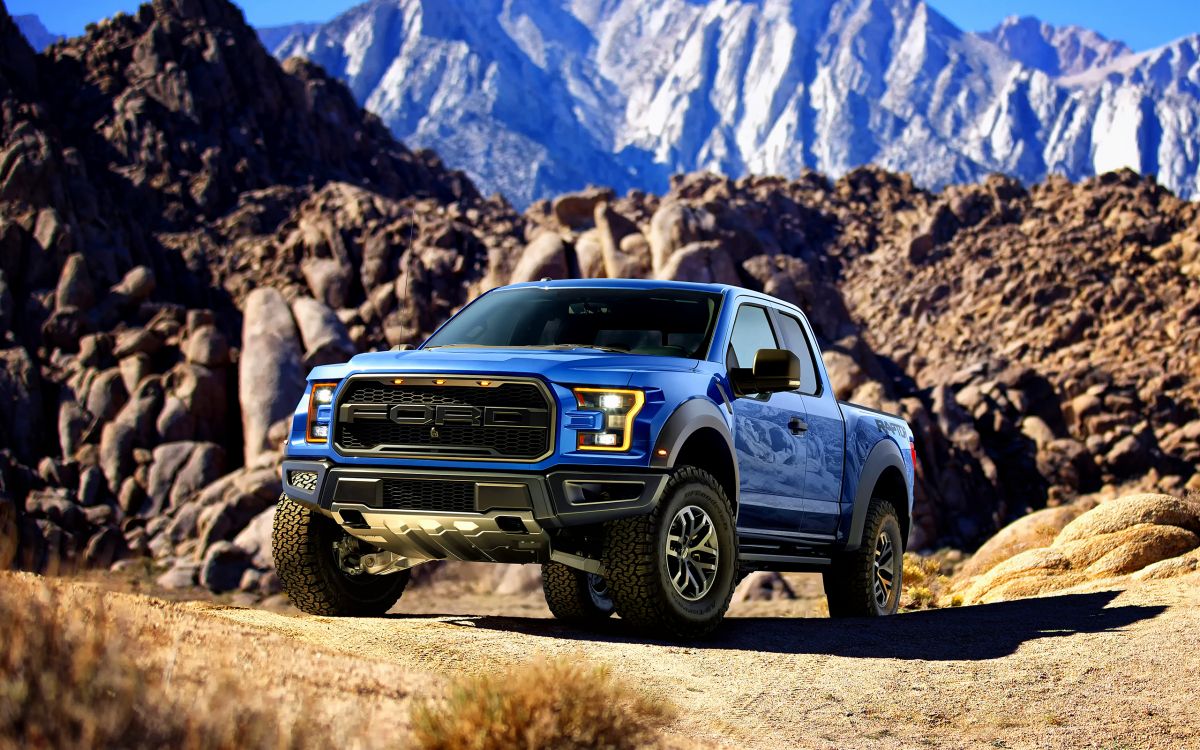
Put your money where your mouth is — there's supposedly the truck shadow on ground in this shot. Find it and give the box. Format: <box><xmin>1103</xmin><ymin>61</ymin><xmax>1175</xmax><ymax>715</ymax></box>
<box><xmin>431</xmin><ymin>590</ymin><xmax>1166</xmax><ymax>661</ymax></box>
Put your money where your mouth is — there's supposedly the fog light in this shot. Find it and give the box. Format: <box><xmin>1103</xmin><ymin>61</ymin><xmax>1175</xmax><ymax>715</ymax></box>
<box><xmin>311</xmin><ymin>423</ymin><xmax>329</xmax><ymax>439</ymax></box>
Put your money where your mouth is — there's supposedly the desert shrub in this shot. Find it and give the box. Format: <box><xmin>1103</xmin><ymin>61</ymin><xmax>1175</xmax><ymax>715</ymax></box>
<box><xmin>411</xmin><ymin>657</ymin><xmax>674</xmax><ymax>750</ymax></box>
<box><xmin>901</xmin><ymin>552</ymin><xmax>959</xmax><ymax>609</ymax></box>
<box><xmin>0</xmin><ymin>584</ymin><xmax>327</xmax><ymax>750</ymax></box>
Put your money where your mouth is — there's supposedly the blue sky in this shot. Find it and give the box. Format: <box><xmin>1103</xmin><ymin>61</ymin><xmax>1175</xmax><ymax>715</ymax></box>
<box><xmin>15</xmin><ymin>0</ymin><xmax>1200</xmax><ymax>52</ymax></box>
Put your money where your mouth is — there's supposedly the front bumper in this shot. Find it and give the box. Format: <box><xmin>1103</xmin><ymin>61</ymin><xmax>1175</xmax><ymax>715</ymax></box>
<box><xmin>281</xmin><ymin>459</ymin><xmax>669</xmax><ymax>564</ymax></box>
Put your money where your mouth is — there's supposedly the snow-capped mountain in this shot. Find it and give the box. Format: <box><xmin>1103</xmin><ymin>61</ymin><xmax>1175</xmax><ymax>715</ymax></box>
<box><xmin>267</xmin><ymin>0</ymin><xmax>1200</xmax><ymax>206</ymax></box>
<box><xmin>981</xmin><ymin>16</ymin><xmax>1131</xmax><ymax>77</ymax></box>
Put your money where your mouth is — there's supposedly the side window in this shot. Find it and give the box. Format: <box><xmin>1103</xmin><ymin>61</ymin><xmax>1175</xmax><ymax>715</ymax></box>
<box><xmin>727</xmin><ymin>305</ymin><xmax>778</xmax><ymax>369</ymax></box>
<box><xmin>775</xmin><ymin>313</ymin><xmax>820</xmax><ymax>395</ymax></box>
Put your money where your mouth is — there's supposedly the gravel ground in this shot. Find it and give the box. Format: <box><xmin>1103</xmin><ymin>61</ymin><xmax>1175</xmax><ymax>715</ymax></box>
<box><xmin>7</xmin><ymin>570</ymin><xmax>1198</xmax><ymax>749</ymax></box>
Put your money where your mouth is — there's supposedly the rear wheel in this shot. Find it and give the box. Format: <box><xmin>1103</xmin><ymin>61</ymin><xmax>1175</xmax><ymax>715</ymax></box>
<box><xmin>541</xmin><ymin>561</ymin><xmax>614</xmax><ymax>623</ymax></box>
<box><xmin>601</xmin><ymin>467</ymin><xmax>737</xmax><ymax>639</ymax></box>
<box><xmin>823</xmin><ymin>497</ymin><xmax>903</xmax><ymax>617</ymax></box>
<box><xmin>272</xmin><ymin>496</ymin><xmax>410</xmax><ymax>616</ymax></box>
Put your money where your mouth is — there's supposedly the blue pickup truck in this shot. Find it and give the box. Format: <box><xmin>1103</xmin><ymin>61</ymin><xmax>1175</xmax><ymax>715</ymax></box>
<box><xmin>273</xmin><ymin>279</ymin><xmax>916</xmax><ymax>637</ymax></box>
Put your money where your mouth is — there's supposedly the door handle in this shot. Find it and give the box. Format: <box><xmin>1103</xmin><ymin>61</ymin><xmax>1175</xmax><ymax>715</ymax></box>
<box><xmin>789</xmin><ymin>417</ymin><xmax>808</xmax><ymax>435</ymax></box>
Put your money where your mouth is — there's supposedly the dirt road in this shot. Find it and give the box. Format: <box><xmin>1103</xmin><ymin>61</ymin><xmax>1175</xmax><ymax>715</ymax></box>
<box><xmin>12</xmin><ymin>571</ymin><xmax>1200</xmax><ymax>749</ymax></box>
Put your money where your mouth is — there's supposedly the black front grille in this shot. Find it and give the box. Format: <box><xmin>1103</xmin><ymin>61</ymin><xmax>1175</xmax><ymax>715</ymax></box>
<box><xmin>380</xmin><ymin>479</ymin><xmax>475</xmax><ymax>513</ymax></box>
<box><xmin>335</xmin><ymin>379</ymin><xmax>553</xmax><ymax>460</ymax></box>
<box><xmin>343</xmin><ymin>382</ymin><xmax>547</xmax><ymax>409</ymax></box>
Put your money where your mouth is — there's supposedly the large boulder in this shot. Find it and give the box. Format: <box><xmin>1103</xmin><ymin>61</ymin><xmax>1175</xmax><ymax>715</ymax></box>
<box><xmin>656</xmin><ymin>241</ymin><xmax>740</xmax><ymax>285</ymax></box>
<box><xmin>184</xmin><ymin>325</ymin><xmax>229</xmax><ymax>367</ymax></box>
<box><xmin>301</xmin><ymin>256</ymin><xmax>353</xmax><ymax>309</ymax></box>
<box><xmin>647</xmin><ymin>200</ymin><xmax>714</xmax><ymax>272</ymax></box>
<box><xmin>1055</xmin><ymin>494</ymin><xmax>1200</xmax><ymax>545</ymax></box>
<box><xmin>291</xmin><ymin>296</ymin><xmax>355</xmax><ymax>368</ymax></box>
<box><xmin>509</xmin><ymin>232</ymin><xmax>568</xmax><ymax>283</ymax></box>
<box><xmin>164</xmin><ymin>363</ymin><xmax>226</xmax><ymax>443</ymax></box>
<box><xmin>85</xmin><ymin>367</ymin><xmax>128</xmax><ymax>422</ymax></box>
<box><xmin>55</xmin><ymin>253</ymin><xmax>95</xmax><ymax>310</ymax></box>
<box><xmin>961</xmin><ymin>524</ymin><xmax>1200</xmax><ymax>603</ymax></box>
<box><xmin>551</xmin><ymin>187</ymin><xmax>613</xmax><ymax>229</ymax></box>
<box><xmin>239</xmin><ymin>288</ymin><xmax>305</xmax><ymax>466</ymax></box>
<box><xmin>145</xmin><ymin>441</ymin><xmax>225</xmax><ymax>514</ymax></box>
<box><xmin>111</xmin><ymin>266</ymin><xmax>155</xmax><ymax>302</ymax></box>
<box><xmin>956</xmin><ymin>494</ymin><xmax>1200</xmax><ymax>603</ymax></box>
<box><xmin>594</xmin><ymin>202</ymin><xmax>648</xmax><ymax>278</ymax></box>
<box><xmin>200</xmin><ymin>541</ymin><xmax>252</xmax><ymax>593</ymax></box>
<box><xmin>955</xmin><ymin>504</ymin><xmax>1091</xmax><ymax>583</ymax></box>
<box><xmin>98</xmin><ymin>420</ymin><xmax>136</xmax><ymax>492</ymax></box>
<box><xmin>573</xmin><ymin>229</ymin><xmax>606</xmax><ymax>278</ymax></box>
<box><xmin>733</xmin><ymin>571</ymin><xmax>797</xmax><ymax>602</ymax></box>
<box><xmin>231</xmin><ymin>505</ymin><xmax>277</xmax><ymax>570</ymax></box>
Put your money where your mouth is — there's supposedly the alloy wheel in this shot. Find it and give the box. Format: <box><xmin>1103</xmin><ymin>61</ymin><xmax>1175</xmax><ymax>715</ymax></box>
<box><xmin>664</xmin><ymin>505</ymin><xmax>720</xmax><ymax>601</ymax></box>
<box><xmin>873</xmin><ymin>529</ymin><xmax>898</xmax><ymax>609</ymax></box>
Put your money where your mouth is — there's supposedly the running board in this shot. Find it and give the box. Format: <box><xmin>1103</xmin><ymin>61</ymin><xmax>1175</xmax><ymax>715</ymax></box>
<box><xmin>738</xmin><ymin>552</ymin><xmax>831</xmax><ymax>572</ymax></box>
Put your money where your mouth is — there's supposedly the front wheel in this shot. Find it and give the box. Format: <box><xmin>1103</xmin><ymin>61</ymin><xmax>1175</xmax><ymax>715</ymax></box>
<box><xmin>601</xmin><ymin>467</ymin><xmax>737</xmax><ymax>639</ymax></box>
<box><xmin>272</xmin><ymin>496</ymin><xmax>410</xmax><ymax>616</ymax></box>
<box><xmin>541</xmin><ymin>561</ymin><xmax>614</xmax><ymax>624</ymax></box>
<box><xmin>822</xmin><ymin>497</ymin><xmax>903</xmax><ymax>617</ymax></box>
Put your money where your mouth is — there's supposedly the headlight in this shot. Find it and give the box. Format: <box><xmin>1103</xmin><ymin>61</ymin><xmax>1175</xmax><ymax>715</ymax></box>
<box><xmin>573</xmin><ymin>388</ymin><xmax>645</xmax><ymax>451</ymax></box>
<box><xmin>307</xmin><ymin>382</ymin><xmax>339</xmax><ymax>442</ymax></box>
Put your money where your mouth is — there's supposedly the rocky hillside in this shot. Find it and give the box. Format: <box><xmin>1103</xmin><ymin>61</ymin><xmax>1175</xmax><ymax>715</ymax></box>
<box><xmin>0</xmin><ymin>0</ymin><xmax>524</xmax><ymax>583</ymax></box>
<box><xmin>0</xmin><ymin>0</ymin><xmax>1197</xmax><ymax>597</ymax></box>
<box><xmin>268</xmin><ymin>0</ymin><xmax>1200</xmax><ymax>207</ymax></box>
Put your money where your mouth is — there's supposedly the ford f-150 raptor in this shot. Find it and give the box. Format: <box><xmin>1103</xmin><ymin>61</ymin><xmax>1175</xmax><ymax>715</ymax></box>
<box><xmin>273</xmin><ymin>279</ymin><xmax>916</xmax><ymax>637</ymax></box>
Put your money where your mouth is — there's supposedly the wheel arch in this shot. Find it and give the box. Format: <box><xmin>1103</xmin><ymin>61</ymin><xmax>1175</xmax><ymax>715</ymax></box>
<box><xmin>844</xmin><ymin>440</ymin><xmax>911</xmax><ymax>551</ymax></box>
<box><xmin>651</xmin><ymin>398</ymin><xmax>738</xmax><ymax>514</ymax></box>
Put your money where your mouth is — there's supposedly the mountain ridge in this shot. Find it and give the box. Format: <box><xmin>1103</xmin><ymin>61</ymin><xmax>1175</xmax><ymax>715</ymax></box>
<box><xmin>13</xmin><ymin>13</ymin><xmax>60</xmax><ymax>51</ymax></box>
<box><xmin>267</xmin><ymin>0</ymin><xmax>1200</xmax><ymax>208</ymax></box>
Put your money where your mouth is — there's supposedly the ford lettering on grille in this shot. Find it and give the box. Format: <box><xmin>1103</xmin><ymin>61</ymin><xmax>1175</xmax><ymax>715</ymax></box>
<box><xmin>339</xmin><ymin>404</ymin><xmax>549</xmax><ymax>428</ymax></box>
<box><xmin>333</xmin><ymin>378</ymin><xmax>553</xmax><ymax>461</ymax></box>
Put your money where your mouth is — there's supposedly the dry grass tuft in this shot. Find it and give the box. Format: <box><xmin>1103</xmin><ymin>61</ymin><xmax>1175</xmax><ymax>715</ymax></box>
<box><xmin>901</xmin><ymin>551</ymin><xmax>961</xmax><ymax>609</ymax></box>
<box><xmin>411</xmin><ymin>657</ymin><xmax>674</xmax><ymax>750</ymax></box>
<box><xmin>0</xmin><ymin>583</ymin><xmax>328</xmax><ymax>750</ymax></box>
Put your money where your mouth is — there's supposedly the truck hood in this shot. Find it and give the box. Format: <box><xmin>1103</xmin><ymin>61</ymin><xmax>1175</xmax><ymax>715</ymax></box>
<box><xmin>309</xmin><ymin>347</ymin><xmax>702</xmax><ymax>388</ymax></box>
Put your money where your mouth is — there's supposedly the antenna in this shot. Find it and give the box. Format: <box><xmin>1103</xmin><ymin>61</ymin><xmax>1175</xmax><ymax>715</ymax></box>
<box><xmin>391</xmin><ymin>208</ymin><xmax>418</xmax><ymax>353</ymax></box>
<box><xmin>404</xmin><ymin>208</ymin><xmax>416</xmax><ymax>331</ymax></box>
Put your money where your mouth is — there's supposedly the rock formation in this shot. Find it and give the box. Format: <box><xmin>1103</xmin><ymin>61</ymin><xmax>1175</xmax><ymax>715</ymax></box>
<box><xmin>0</xmin><ymin>0</ymin><xmax>1196</xmax><ymax>596</ymax></box>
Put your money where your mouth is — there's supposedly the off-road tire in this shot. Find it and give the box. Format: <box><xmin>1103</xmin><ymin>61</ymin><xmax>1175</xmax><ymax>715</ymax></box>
<box><xmin>823</xmin><ymin>497</ymin><xmax>903</xmax><ymax>617</ymax></box>
<box><xmin>272</xmin><ymin>496</ymin><xmax>410</xmax><ymax>616</ymax></box>
<box><xmin>601</xmin><ymin>466</ymin><xmax>737</xmax><ymax>639</ymax></box>
<box><xmin>541</xmin><ymin>561</ymin><xmax>614</xmax><ymax>623</ymax></box>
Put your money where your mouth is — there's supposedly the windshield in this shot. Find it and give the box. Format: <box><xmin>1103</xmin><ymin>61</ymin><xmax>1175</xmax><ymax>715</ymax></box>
<box><xmin>424</xmin><ymin>287</ymin><xmax>722</xmax><ymax>359</ymax></box>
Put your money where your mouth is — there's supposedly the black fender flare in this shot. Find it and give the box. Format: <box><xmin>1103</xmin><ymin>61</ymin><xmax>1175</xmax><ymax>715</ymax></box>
<box><xmin>844</xmin><ymin>439</ymin><xmax>909</xmax><ymax>551</ymax></box>
<box><xmin>649</xmin><ymin>398</ymin><xmax>738</xmax><ymax>499</ymax></box>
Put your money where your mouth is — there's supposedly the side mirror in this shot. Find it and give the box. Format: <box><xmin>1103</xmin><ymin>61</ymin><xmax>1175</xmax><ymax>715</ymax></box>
<box><xmin>731</xmin><ymin>348</ymin><xmax>801</xmax><ymax>395</ymax></box>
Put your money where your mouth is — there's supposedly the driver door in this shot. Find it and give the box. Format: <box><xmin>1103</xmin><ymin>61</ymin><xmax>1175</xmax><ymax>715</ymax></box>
<box><xmin>726</xmin><ymin>304</ymin><xmax>809</xmax><ymax>536</ymax></box>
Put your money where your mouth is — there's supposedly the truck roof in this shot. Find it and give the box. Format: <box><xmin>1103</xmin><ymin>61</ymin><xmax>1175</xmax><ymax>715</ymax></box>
<box><xmin>496</xmin><ymin>278</ymin><xmax>805</xmax><ymax>314</ymax></box>
<box><xmin>499</xmin><ymin>278</ymin><xmax>745</xmax><ymax>295</ymax></box>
